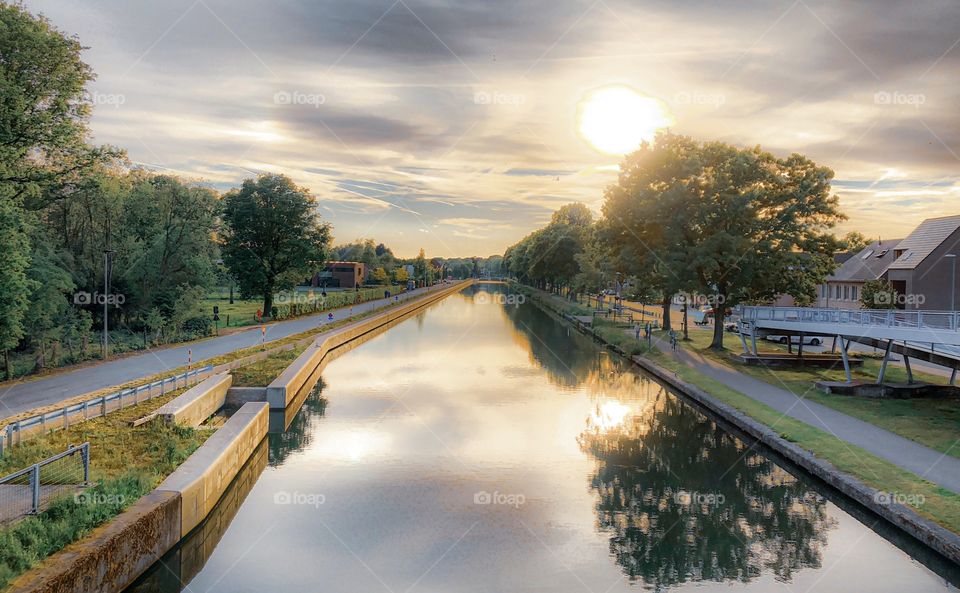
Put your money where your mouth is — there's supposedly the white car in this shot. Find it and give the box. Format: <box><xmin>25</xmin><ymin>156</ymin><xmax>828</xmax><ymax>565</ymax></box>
<box><xmin>765</xmin><ymin>335</ymin><xmax>823</xmax><ymax>346</ymax></box>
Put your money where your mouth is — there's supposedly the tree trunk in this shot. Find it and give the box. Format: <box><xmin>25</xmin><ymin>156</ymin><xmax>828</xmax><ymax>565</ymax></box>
<box><xmin>3</xmin><ymin>350</ymin><xmax>11</xmax><ymax>381</ymax></box>
<box><xmin>682</xmin><ymin>303</ymin><xmax>689</xmax><ymax>340</ymax></box>
<box><xmin>661</xmin><ymin>297</ymin><xmax>672</xmax><ymax>332</ymax></box>
<box><xmin>262</xmin><ymin>280</ymin><xmax>274</xmax><ymax>320</ymax></box>
<box><xmin>710</xmin><ymin>302</ymin><xmax>726</xmax><ymax>349</ymax></box>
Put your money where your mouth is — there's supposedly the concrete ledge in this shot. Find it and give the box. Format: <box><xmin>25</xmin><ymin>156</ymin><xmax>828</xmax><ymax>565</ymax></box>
<box><xmin>154</xmin><ymin>373</ymin><xmax>233</xmax><ymax>427</ymax></box>
<box><xmin>527</xmin><ymin>289</ymin><xmax>960</xmax><ymax>567</ymax></box>
<box><xmin>8</xmin><ymin>491</ymin><xmax>181</xmax><ymax>593</ymax></box>
<box><xmin>265</xmin><ymin>281</ymin><xmax>471</xmax><ymax>409</ymax></box>
<box><xmin>156</xmin><ymin>401</ymin><xmax>268</xmax><ymax>538</ymax></box>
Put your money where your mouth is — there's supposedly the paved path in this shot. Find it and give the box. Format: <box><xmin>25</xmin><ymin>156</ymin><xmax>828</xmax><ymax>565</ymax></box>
<box><xmin>649</xmin><ymin>335</ymin><xmax>960</xmax><ymax>493</ymax></box>
<box><xmin>0</xmin><ymin>284</ymin><xmax>456</xmax><ymax>421</ymax></box>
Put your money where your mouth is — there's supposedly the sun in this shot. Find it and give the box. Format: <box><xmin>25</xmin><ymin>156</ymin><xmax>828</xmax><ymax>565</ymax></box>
<box><xmin>578</xmin><ymin>85</ymin><xmax>672</xmax><ymax>155</ymax></box>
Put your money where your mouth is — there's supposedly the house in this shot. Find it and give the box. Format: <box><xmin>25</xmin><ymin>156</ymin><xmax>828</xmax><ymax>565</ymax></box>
<box><xmin>312</xmin><ymin>261</ymin><xmax>365</xmax><ymax>289</ymax></box>
<box><xmin>816</xmin><ymin>239</ymin><xmax>903</xmax><ymax>309</ymax></box>
<box><xmin>815</xmin><ymin>214</ymin><xmax>960</xmax><ymax>311</ymax></box>
<box><xmin>885</xmin><ymin>214</ymin><xmax>960</xmax><ymax>310</ymax></box>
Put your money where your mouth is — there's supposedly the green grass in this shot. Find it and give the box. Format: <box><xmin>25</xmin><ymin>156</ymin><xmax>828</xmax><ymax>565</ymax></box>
<box><xmin>0</xmin><ymin>474</ymin><xmax>152</xmax><ymax>589</ymax></box>
<box><xmin>0</xmin><ymin>389</ymin><xmax>210</xmax><ymax>482</ymax></box>
<box><xmin>231</xmin><ymin>348</ymin><xmax>303</xmax><ymax>387</ymax></box>
<box><xmin>676</xmin><ymin>329</ymin><xmax>960</xmax><ymax>459</ymax></box>
<box><xmin>0</xmin><ymin>391</ymin><xmax>210</xmax><ymax>589</ymax></box>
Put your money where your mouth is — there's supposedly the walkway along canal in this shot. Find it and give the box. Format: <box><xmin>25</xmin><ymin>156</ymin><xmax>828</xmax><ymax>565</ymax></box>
<box><xmin>127</xmin><ymin>283</ymin><xmax>959</xmax><ymax>593</ymax></box>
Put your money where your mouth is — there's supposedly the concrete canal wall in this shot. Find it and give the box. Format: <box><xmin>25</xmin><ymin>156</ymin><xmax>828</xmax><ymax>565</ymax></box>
<box><xmin>266</xmin><ymin>280</ymin><xmax>472</xmax><ymax>409</ymax></box>
<box><xmin>8</xmin><ymin>402</ymin><xmax>269</xmax><ymax>593</ymax></box>
<box><xmin>156</xmin><ymin>401</ymin><xmax>269</xmax><ymax>538</ymax></box>
<box><xmin>155</xmin><ymin>373</ymin><xmax>233</xmax><ymax>427</ymax></box>
<box><xmin>8</xmin><ymin>491</ymin><xmax>181</xmax><ymax>593</ymax></box>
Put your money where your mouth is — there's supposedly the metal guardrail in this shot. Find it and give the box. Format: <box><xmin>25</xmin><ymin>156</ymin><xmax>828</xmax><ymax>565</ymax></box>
<box><xmin>0</xmin><ymin>442</ymin><xmax>89</xmax><ymax>523</ymax></box>
<box><xmin>0</xmin><ymin>367</ymin><xmax>212</xmax><ymax>455</ymax></box>
<box><xmin>741</xmin><ymin>306</ymin><xmax>960</xmax><ymax>333</ymax></box>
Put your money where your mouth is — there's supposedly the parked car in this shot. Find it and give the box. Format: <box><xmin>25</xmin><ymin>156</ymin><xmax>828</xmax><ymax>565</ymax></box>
<box><xmin>724</xmin><ymin>322</ymin><xmax>740</xmax><ymax>334</ymax></box>
<box><xmin>765</xmin><ymin>335</ymin><xmax>823</xmax><ymax>346</ymax></box>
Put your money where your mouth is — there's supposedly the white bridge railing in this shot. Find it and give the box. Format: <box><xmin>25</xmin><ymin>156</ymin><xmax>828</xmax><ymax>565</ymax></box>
<box><xmin>740</xmin><ymin>306</ymin><xmax>960</xmax><ymax>333</ymax></box>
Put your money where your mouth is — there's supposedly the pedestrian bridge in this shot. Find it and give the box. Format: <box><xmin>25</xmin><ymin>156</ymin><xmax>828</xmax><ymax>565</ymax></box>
<box><xmin>738</xmin><ymin>305</ymin><xmax>960</xmax><ymax>384</ymax></box>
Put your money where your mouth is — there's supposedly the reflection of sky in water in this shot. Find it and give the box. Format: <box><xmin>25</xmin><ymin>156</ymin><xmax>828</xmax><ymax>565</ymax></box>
<box><xmin>132</xmin><ymin>286</ymin><xmax>957</xmax><ymax>593</ymax></box>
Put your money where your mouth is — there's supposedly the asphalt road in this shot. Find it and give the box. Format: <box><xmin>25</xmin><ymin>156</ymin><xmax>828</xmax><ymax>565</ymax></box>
<box><xmin>0</xmin><ymin>284</ymin><xmax>452</xmax><ymax>421</ymax></box>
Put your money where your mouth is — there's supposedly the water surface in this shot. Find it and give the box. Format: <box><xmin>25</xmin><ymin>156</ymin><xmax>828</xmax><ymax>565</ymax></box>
<box><xmin>130</xmin><ymin>284</ymin><xmax>958</xmax><ymax>593</ymax></box>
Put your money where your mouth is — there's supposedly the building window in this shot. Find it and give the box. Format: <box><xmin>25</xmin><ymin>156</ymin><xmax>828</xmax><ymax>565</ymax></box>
<box><xmin>843</xmin><ymin>286</ymin><xmax>849</xmax><ymax>300</ymax></box>
<box><xmin>851</xmin><ymin>286</ymin><xmax>858</xmax><ymax>302</ymax></box>
<box><xmin>834</xmin><ymin>285</ymin><xmax>841</xmax><ymax>299</ymax></box>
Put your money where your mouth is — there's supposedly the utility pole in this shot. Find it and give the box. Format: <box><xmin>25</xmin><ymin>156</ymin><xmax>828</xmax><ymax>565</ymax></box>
<box><xmin>947</xmin><ymin>254</ymin><xmax>957</xmax><ymax>312</ymax></box>
<box><xmin>102</xmin><ymin>249</ymin><xmax>115</xmax><ymax>359</ymax></box>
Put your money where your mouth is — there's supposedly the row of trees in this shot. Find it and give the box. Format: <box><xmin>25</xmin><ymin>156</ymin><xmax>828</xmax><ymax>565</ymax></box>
<box><xmin>505</xmin><ymin>133</ymin><xmax>851</xmax><ymax>348</ymax></box>
<box><xmin>0</xmin><ymin>4</ymin><xmax>403</xmax><ymax>378</ymax></box>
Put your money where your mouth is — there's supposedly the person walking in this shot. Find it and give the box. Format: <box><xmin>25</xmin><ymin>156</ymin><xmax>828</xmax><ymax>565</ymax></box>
<box><xmin>669</xmin><ymin>329</ymin><xmax>678</xmax><ymax>352</ymax></box>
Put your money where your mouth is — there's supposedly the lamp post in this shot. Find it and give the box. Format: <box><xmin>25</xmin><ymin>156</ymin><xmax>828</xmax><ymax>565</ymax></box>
<box><xmin>947</xmin><ymin>254</ymin><xmax>957</xmax><ymax>313</ymax></box>
<box><xmin>102</xmin><ymin>249</ymin><xmax>116</xmax><ymax>359</ymax></box>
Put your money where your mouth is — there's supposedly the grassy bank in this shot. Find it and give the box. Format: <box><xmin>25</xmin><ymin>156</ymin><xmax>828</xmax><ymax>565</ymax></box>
<box><xmin>678</xmin><ymin>329</ymin><xmax>960</xmax><ymax>459</ymax></box>
<box><xmin>0</xmin><ymin>389</ymin><xmax>210</xmax><ymax>589</ymax></box>
<box><xmin>516</xmin><ymin>283</ymin><xmax>960</xmax><ymax>535</ymax></box>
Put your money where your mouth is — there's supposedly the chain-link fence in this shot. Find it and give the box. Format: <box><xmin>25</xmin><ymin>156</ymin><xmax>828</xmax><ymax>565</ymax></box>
<box><xmin>0</xmin><ymin>443</ymin><xmax>90</xmax><ymax>525</ymax></box>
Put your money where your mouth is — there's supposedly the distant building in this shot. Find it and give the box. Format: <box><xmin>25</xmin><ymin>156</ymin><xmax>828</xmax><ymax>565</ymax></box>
<box><xmin>815</xmin><ymin>213</ymin><xmax>960</xmax><ymax>311</ymax></box>
<box><xmin>817</xmin><ymin>239</ymin><xmax>903</xmax><ymax>309</ymax></box>
<box><xmin>313</xmin><ymin>261</ymin><xmax>365</xmax><ymax>289</ymax></box>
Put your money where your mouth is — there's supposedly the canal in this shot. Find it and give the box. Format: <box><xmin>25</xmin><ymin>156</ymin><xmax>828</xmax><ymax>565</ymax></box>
<box><xmin>129</xmin><ymin>283</ymin><xmax>958</xmax><ymax>592</ymax></box>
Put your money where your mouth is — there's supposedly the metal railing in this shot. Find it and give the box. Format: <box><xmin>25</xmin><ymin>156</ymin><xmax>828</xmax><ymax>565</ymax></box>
<box><xmin>740</xmin><ymin>306</ymin><xmax>960</xmax><ymax>333</ymax></box>
<box><xmin>0</xmin><ymin>443</ymin><xmax>89</xmax><ymax>524</ymax></box>
<box><xmin>0</xmin><ymin>366</ymin><xmax>212</xmax><ymax>455</ymax></box>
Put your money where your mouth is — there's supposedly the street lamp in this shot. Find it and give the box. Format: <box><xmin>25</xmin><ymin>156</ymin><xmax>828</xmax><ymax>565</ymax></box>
<box><xmin>946</xmin><ymin>254</ymin><xmax>957</xmax><ymax>312</ymax></box>
<box><xmin>102</xmin><ymin>249</ymin><xmax>116</xmax><ymax>359</ymax></box>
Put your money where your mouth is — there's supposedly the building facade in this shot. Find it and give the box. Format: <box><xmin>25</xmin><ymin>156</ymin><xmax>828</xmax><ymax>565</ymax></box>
<box><xmin>815</xmin><ymin>214</ymin><xmax>960</xmax><ymax>311</ymax></box>
<box><xmin>312</xmin><ymin>261</ymin><xmax>365</xmax><ymax>289</ymax></box>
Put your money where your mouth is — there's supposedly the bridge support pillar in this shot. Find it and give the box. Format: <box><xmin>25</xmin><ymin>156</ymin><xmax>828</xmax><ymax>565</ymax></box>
<box><xmin>951</xmin><ymin>368</ymin><xmax>957</xmax><ymax>386</ymax></box>
<box><xmin>877</xmin><ymin>340</ymin><xmax>894</xmax><ymax>384</ymax></box>
<box><xmin>738</xmin><ymin>325</ymin><xmax>750</xmax><ymax>355</ymax></box>
<box><xmin>838</xmin><ymin>336</ymin><xmax>852</xmax><ymax>384</ymax></box>
<box><xmin>904</xmin><ymin>355</ymin><xmax>914</xmax><ymax>384</ymax></box>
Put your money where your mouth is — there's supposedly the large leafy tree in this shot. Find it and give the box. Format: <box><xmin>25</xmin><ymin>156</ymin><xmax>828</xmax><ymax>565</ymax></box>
<box><xmin>221</xmin><ymin>174</ymin><xmax>331</xmax><ymax>316</ymax></box>
<box><xmin>604</xmin><ymin>134</ymin><xmax>844</xmax><ymax>348</ymax></box>
<box><xmin>604</xmin><ymin>134</ymin><xmax>704</xmax><ymax>331</ymax></box>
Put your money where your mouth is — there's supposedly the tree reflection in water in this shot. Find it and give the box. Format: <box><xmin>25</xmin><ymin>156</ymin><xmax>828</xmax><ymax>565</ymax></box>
<box><xmin>268</xmin><ymin>377</ymin><xmax>327</xmax><ymax>465</ymax></box>
<box><xmin>578</xmin><ymin>368</ymin><xmax>836</xmax><ymax>590</ymax></box>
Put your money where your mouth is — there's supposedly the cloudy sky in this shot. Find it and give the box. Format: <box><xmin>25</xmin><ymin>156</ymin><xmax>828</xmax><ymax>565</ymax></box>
<box><xmin>25</xmin><ymin>0</ymin><xmax>960</xmax><ymax>257</ymax></box>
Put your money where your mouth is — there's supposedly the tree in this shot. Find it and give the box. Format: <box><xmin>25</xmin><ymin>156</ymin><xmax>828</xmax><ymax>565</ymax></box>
<box><xmin>841</xmin><ymin>231</ymin><xmax>870</xmax><ymax>253</ymax></box>
<box><xmin>371</xmin><ymin>267</ymin><xmax>389</xmax><ymax>284</ymax></box>
<box><xmin>0</xmin><ymin>3</ymin><xmax>112</xmax><ymax>372</ymax></box>
<box><xmin>0</xmin><ymin>197</ymin><xmax>33</xmax><ymax>378</ymax></box>
<box><xmin>414</xmin><ymin>248</ymin><xmax>428</xmax><ymax>285</ymax></box>
<box><xmin>604</xmin><ymin>134</ymin><xmax>844</xmax><ymax>348</ymax></box>
<box><xmin>861</xmin><ymin>278</ymin><xmax>898</xmax><ymax>309</ymax></box>
<box><xmin>221</xmin><ymin>174</ymin><xmax>331</xmax><ymax>317</ymax></box>
<box><xmin>393</xmin><ymin>266</ymin><xmax>409</xmax><ymax>283</ymax></box>
<box><xmin>603</xmin><ymin>134</ymin><xmax>705</xmax><ymax>331</ymax></box>
<box><xmin>0</xmin><ymin>3</ymin><xmax>103</xmax><ymax>202</ymax></box>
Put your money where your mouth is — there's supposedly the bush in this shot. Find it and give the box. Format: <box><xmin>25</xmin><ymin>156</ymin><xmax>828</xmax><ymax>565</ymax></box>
<box><xmin>180</xmin><ymin>316</ymin><xmax>212</xmax><ymax>338</ymax></box>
